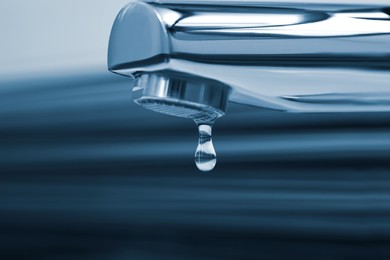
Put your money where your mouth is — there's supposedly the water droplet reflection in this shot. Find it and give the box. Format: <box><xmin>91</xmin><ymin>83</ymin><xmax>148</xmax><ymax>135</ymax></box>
<box><xmin>195</xmin><ymin>124</ymin><xmax>216</xmax><ymax>172</ymax></box>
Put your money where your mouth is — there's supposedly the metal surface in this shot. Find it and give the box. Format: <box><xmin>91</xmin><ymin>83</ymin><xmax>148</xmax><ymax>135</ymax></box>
<box><xmin>108</xmin><ymin>0</ymin><xmax>390</xmax><ymax>113</ymax></box>
<box><xmin>132</xmin><ymin>74</ymin><xmax>229</xmax><ymax>123</ymax></box>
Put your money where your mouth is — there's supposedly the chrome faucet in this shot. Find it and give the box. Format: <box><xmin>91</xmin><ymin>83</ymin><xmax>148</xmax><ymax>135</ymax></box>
<box><xmin>107</xmin><ymin>0</ymin><xmax>390</xmax><ymax>171</ymax></box>
<box><xmin>108</xmin><ymin>0</ymin><xmax>390</xmax><ymax>119</ymax></box>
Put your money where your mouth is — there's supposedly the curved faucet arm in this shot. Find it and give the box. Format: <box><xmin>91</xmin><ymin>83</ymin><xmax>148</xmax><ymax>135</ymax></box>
<box><xmin>108</xmin><ymin>0</ymin><xmax>390</xmax><ymax>113</ymax></box>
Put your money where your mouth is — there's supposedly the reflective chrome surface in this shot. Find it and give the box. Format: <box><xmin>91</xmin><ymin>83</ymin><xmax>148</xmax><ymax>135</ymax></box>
<box><xmin>108</xmin><ymin>0</ymin><xmax>390</xmax><ymax>113</ymax></box>
<box><xmin>132</xmin><ymin>74</ymin><xmax>230</xmax><ymax>124</ymax></box>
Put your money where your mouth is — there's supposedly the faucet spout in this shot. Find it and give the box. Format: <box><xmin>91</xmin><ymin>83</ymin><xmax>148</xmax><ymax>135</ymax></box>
<box><xmin>132</xmin><ymin>74</ymin><xmax>230</xmax><ymax>124</ymax></box>
<box><xmin>108</xmin><ymin>0</ymin><xmax>390</xmax><ymax>113</ymax></box>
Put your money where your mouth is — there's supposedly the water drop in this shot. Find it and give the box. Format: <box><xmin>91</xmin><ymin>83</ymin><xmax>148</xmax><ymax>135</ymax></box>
<box><xmin>195</xmin><ymin>124</ymin><xmax>217</xmax><ymax>172</ymax></box>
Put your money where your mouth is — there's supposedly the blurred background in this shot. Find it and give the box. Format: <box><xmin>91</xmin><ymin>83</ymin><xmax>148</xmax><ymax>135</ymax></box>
<box><xmin>1</xmin><ymin>1</ymin><xmax>390</xmax><ymax>259</ymax></box>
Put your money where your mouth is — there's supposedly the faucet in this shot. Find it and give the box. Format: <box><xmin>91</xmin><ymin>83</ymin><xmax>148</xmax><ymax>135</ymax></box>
<box><xmin>107</xmin><ymin>0</ymin><xmax>390</xmax><ymax>170</ymax></box>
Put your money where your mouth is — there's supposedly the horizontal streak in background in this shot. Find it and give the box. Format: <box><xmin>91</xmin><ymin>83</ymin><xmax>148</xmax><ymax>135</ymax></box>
<box><xmin>1</xmin><ymin>71</ymin><xmax>390</xmax><ymax>260</ymax></box>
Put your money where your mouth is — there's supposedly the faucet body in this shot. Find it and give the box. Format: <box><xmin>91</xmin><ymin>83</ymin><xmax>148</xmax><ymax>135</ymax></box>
<box><xmin>108</xmin><ymin>0</ymin><xmax>390</xmax><ymax>113</ymax></box>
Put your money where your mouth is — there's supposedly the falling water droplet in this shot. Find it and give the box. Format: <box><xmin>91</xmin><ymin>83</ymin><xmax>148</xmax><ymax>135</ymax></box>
<box><xmin>195</xmin><ymin>124</ymin><xmax>217</xmax><ymax>172</ymax></box>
